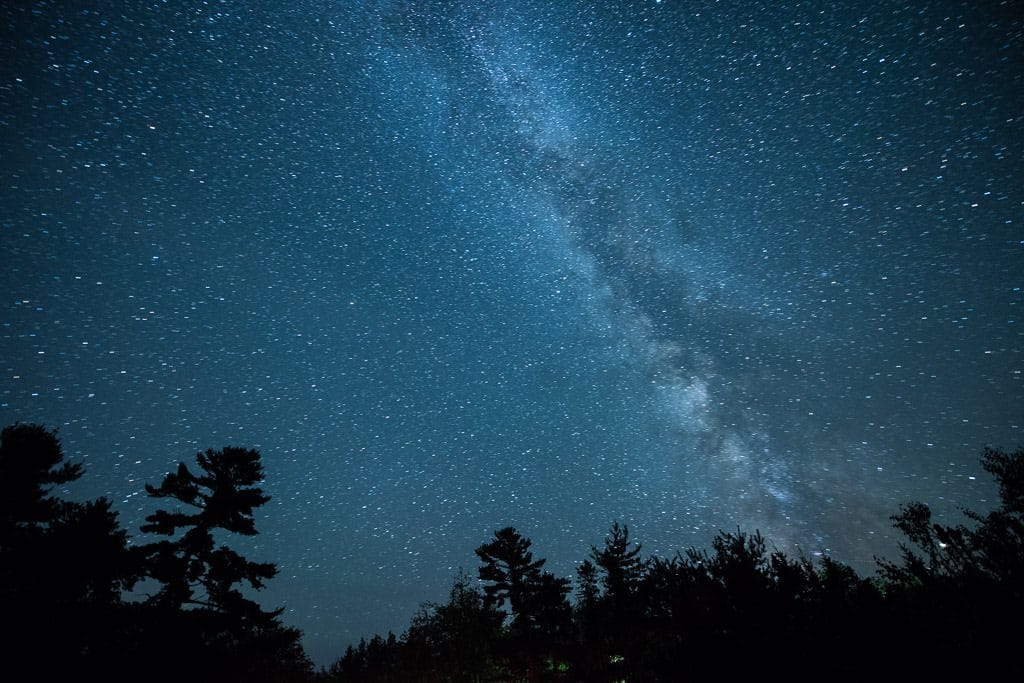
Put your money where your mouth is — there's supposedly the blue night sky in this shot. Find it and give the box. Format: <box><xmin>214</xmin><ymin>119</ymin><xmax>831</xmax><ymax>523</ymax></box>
<box><xmin>2</xmin><ymin>0</ymin><xmax>1021</xmax><ymax>666</ymax></box>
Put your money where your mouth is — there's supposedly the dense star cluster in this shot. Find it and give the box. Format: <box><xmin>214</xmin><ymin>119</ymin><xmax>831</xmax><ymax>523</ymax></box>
<box><xmin>1</xmin><ymin>0</ymin><xmax>1021</xmax><ymax>665</ymax></box>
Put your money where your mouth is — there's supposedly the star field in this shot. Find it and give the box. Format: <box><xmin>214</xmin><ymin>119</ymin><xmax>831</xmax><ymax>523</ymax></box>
<box><xmin>1</xmin><ymin>0</ymin><xmax>1021</xmax><ymax>665</ymax></box>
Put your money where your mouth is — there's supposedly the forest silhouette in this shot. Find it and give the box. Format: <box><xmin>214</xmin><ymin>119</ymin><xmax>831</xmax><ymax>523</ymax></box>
<box><xmin>1</xmin><ymin>421</ymin><xmax>1021</xmax><ymax>681</ymax></box>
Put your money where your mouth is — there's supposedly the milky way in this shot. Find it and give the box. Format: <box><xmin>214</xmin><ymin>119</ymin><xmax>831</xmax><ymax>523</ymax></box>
<box><xmin>2</xmin><ymin>0</ymin><xmax>1021</xmax><ymax>665</ymax></box>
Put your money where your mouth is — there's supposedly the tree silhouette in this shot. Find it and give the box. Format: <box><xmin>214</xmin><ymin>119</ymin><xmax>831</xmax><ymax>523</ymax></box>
<box><xmin>141</xmin><ymin>446</ymin><xmax>276</xmax><ymax>611</ymax></box>
<box><xmin>137</xmin><ymin>446</ymin><xmax>310</xmax><ymax>681</ymax></box>
<box><xmin>0</xmin><ymin>424</ymin><xmax>313</xmax><ymax>680</ymax></box>
<box><xmin>0</xmin><ymin>424</ymin><xmax>136</xmax><ymax>676</ymax></box>
<box><xmin>402</xmin><ymin>571</ymin><xmax>505</xmax><ymax>682</ymax></box>
<box><xmin>874</xmin><ymin>446</ymin><xmax>1024</xmax><ymax>676</ymax></box>
<box><xmin>327</xmin><ymin>632</ymin><xmax>403</xmax><ymax>683</ymax></box>
<box><xmin>970</xmin><ymin>447</ymin><xmax>1024</xmax><ymax>586</ymax></box>
<box><xmin>591</xmin><ymin>520</ymin><xmax>644</xmax><ymax>601</ymax></box>
<box><xmin>574</xmin><ymin>559</ymin><xmax>599</xmax><ymax>610</ymax></box>
<box><xmin>474</xmin><ymin>526</ymin><xmax>545</xmax><ymax>621</ymax></box>
<box><xmin>0</xmin><ymin>423</ymin><xmax>82</xmax><ymax>534</ymax></box>
<box><xmin>881</xmin><ymin>447</ymin><xmax>1024</xmax><ymax>589</ymax></box>
<box><xmin>583</xmin><ymin>521</ymin><xmax>646</xmax><ymax>678</ymax></box>
<box><xmin>12</xmin><ymin>418</ymin><xmax>1024</xmax><ymax>679</ymax></box>
<box><xmin>323</xmin><ymin>444</ymin><xmax>1024</xmax><ymax>681</ymax></box>
<box><xmin>474</xmin><ymin>527</ymin><xmax>572</xmax><ymax>677</ymax></box>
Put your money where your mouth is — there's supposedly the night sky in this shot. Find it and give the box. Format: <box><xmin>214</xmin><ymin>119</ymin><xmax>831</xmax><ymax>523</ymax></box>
<box><xmin>2</xmin><ymin>0</ymin><xmax>1021</xmax><ymax>666</ymax></box>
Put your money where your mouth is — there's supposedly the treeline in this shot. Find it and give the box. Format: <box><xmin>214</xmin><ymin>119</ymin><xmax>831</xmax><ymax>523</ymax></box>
<box><xmin>0</xmin><ymin>423</ymin><xmax>312</xmax><ymax>682</ymax></box>
<box><xmin>326</xmin><ymin>447</ymin><xmax>1024</xmax><ymax>681</ymax></box>
<box><xmin>2</xmin><ymin>421</ymin><xmax>1022</xmax><ymax>681</ymax></box>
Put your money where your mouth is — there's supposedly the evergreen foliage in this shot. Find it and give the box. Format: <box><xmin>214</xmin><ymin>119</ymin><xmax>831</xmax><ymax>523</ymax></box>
<box><xmin>0</xmin><ymin>424</ymin><xmax>312</xmax><ymax>681</ymax></box>
<box><xmin>327</xmin><ymin>447</ymin><xmax>1024</xmax><ymax>681</ymax></box>
<box><xmin>2</xmin><ymin>420</ymin><xmax>1020</xmax><ymax>680</ymax></box>
<box><xmin>0</xmin><ymin>424</ymin><xmax>138</xmax><ymax>676</ymax></box>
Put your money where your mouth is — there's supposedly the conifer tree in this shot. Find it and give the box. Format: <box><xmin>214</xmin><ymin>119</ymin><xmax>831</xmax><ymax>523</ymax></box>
<box><xmin>139</xmin><ymin>446</ymin><xmax>310</xmax><ymax>680</ymax></box>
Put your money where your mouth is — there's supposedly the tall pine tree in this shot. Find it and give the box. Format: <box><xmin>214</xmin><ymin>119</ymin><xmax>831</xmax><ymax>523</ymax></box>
<box><xmin>138</xmin><ymin>446</ymin><xmax>310</xmax><ymax>681</ymax></box>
